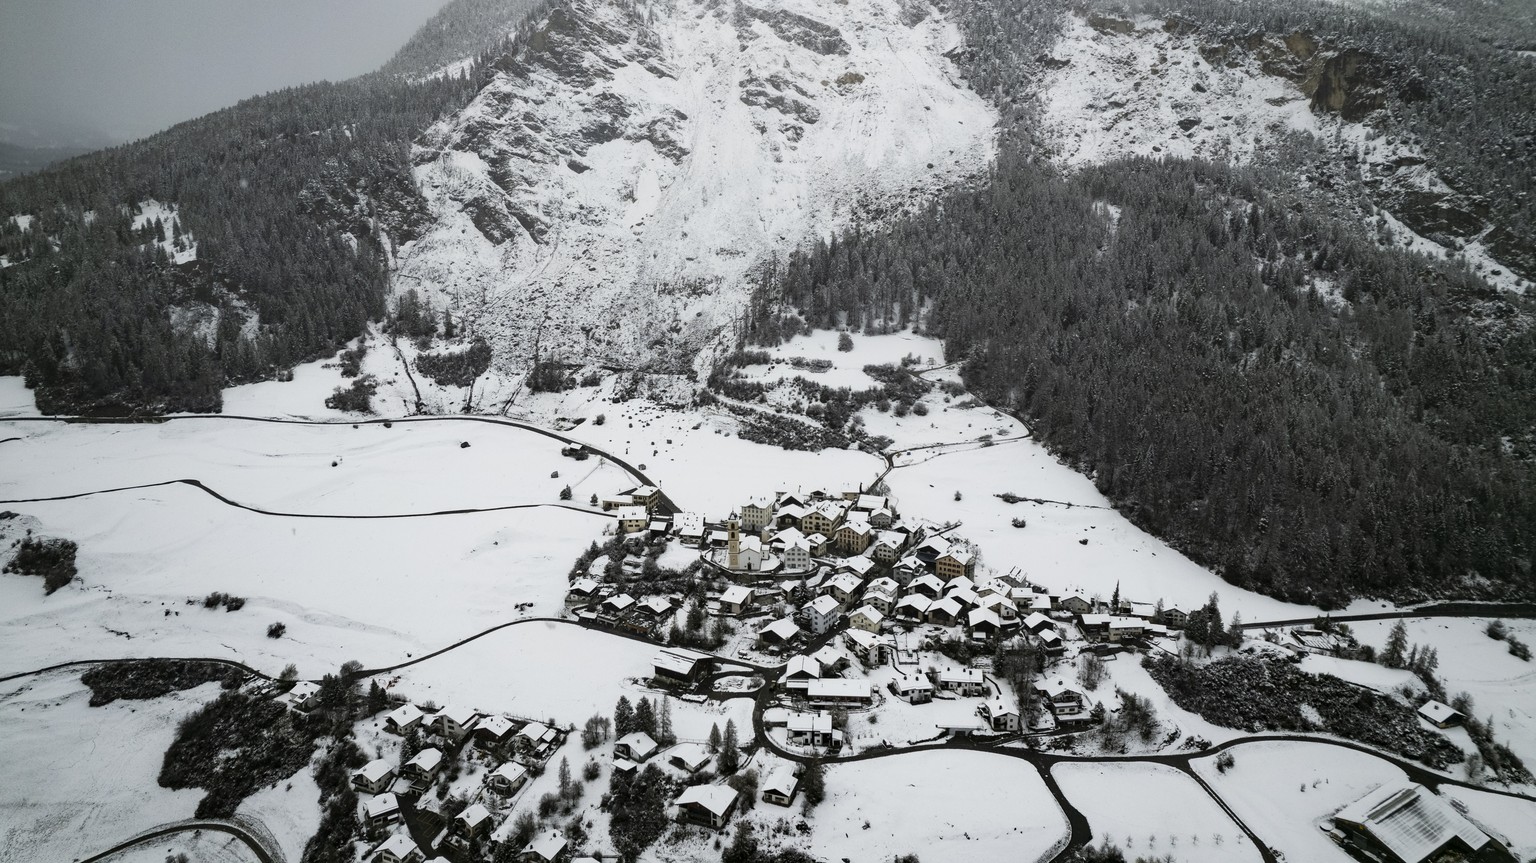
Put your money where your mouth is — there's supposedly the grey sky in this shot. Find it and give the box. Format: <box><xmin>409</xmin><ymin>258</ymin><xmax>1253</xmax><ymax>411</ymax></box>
<box><xmin>0</xmin><ymin>0</ymin><xmax>453</xmax><ymax>148</ymax></box>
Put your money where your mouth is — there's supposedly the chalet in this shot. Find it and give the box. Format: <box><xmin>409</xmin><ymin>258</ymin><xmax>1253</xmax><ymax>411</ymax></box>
<box><xmin>675</xmin><ymin>784</ymin><xmax>739</xmax><ymax>830</ymax></box>
<box><xmin>1107</xmin><ymin>617</ymin><xmax>1146</xmax><ymax>642</ymax></box>
<box><xmin>567</xmin><ymin>577</ymin><xmax>600</xmax><ymax>602</ymax></box>
<box><xmin>614</xmin><ymin>731</ymin><xmax>659</xmax><ymax>763</ymax></box>
<box><xmin>1332</xmin><ymin>781</ymin><xmax>1495</xmax><ymax>863</ymax></box>
<box><xmin>807</xmin><ymin>678</ymin><xmax>873</xmax><ymax>707</ymax></box>
<box><xmin>432</xmin><ymin>705</ymin><xmax>481</xmax><ymax>743</ymax></box>
<box><xmin>372</xmin><ymin>832</ymin><xmax>423</xmax><ymax>863</ymax></box>
<box><xmin>1035</xmin><ymin>679</ymin><xmax>1085</xmax><ymax>719</ymax></box>
<box><xmin>1161</xmin><ymin>607</ymin><xmax>1189</xmax><ymax>628</ymax></box>
<box><xmin>674</xmin><ymin>511</ymin><xmax>706</xmax><ymax>545</ymax></box>
<box><xmin>866</xmin><ymin>576</ymin><xmax>899</xmax><ymax>600</ymax></box>
<box><xmin>601</xmin><ymin>593</ymin><xmax>637</xmax><ymax>616</ymax></box>
<box><xmin>784</xmin><ymin>655</ymin><xmax>822</xmax><ymax>686</ymax></box>
<box><xmin>812</xmin><ymin>645</ymin><xmax>851</xmax><ymax>674</ymax></box>
<box><xmin>761</xmin><ymin>764</ymin><xmax>801</xmax><ymax>807</ymax></box>
<box><xmin>522</xmin><ymin>831</ymin><xmax>568</xmax><ymax>863</ymax></box>
<box><xmin>636</xmin><ymin>595</ymin><xmax>675</xmax><ymax>621</ymax></box>
<box><xmin>835</xmin><ymin>520</ymin><xmax>874</xmax><ymax>554</ymax></box>
<box><xmin>802</xmin><ymin>595</ymin><xmax>842</xmax><ymax>635</ymax></box>
<box><xmin>889</xmin><ymin>674</ymin><xmax>935</xmax><ymax>704</ymax></box>
<box><xmin>848</xmin><ymin>604</ymin><xmax>885</xmax><ymax>634</ymax></box>
<box><xmin>384</xmin><ymin>703</ymin><xmax>424</xmax><ymax>736</ymax></box>
<box><xmin>451</xmin><ymin>803</ymin><xmax>495</xmax><ymax>846</ymax></box>
<box><xmin>1037</xmin><ymin>629</ymin><xmax>1064</xmax><ymax>656</ymax></box>
<box><xmin>403</xmin><ymin>748</ymin><xmax>444</xmax><ymax>785</ymax></box>
<box><xmin>894</xmin><ymin>594</ymin><xmax>932</xmax><ymax>623</ymax></box>
<box><xmin>937</xmin><ymin>669</ymin><xmax>987</xmax><ymax>697</ymax></box>
<box><xmin>967</xmin><ymin>607</ymin><xmax>1007</xmax><ymax>639</ymax></box>
<box><xmin>740</xmin><ymin>495</ymin><xmax>774</xmax><ymax>532</ymax></box>
<box><xmin>1078</xmin><ymin>613</ymin><xmax>1112</xmax><ymax>639</ymax></box>
<box><xmin>612</xmin><ymin>757</ymin><xmax>639</xmax><ymax>779</ymax></box>
<box><xmin>1060</xmin><ymin>595</ymin><xmax>1094</xmax><ymax>615</ymax></box>
<box><xmin>1126</xmin><ymin>601</ymin><xmax>1157</xmax><ymax>620</ymax></box>
<box><xmin>668</xmin><ymin>742</ymin><xmax>713</xmax><ymax>774</ymax></box>
<box><xmin>759</xmin><ymin>616</ymin><xmax>802</xmax><ymax>648</ymax></box>
<box><xmin>979</xmin><ymin>698</ymin><xmax>1021</xmax><ymax>732</ymax></box>
<box><xmin>773</xmin><ymin>504</ymin><xmax>808</xmax><ymax>530</ymax></box>
<box><xmin>836</xmin><ymin>556</ymin><xmax>876</xmax><ymax>579</ymax></box>
<box><xmin>475</xmin><ymin>714</ymin><xmax>517</xmax><ymax>750</ymax></box>
<box><xmin>516</xmin><ymin>721</ymin><xmax>559</xmax><ymax>756</ymax></box>
<box><xmin>823</xmin><ymin>571</ymin><xmax>864</xmax><ymax>606</ymax></box>
<box><xmin>487</xmin><ymin>761</ymin><xmax>530</xmax><ymax>795</ymax></box>
<box><xmin>364</xmin><ymin>792</ymin><xmax>401</xmax><ymax>829</ymax></box>
<box><xmin>719</xmin><ymin>585</ymin><xmax>754</xmax><ymax>616</ymax></box>
<box><xmin>805</xmin><ymin>532</ymin><xmax>831</xmax><ymax>556</ymax></box>
<box><xmin>908</xmin><ymin>574</ymin><xmax>945</xmax><ymax>599</ymax></box>
<box><xmin>615</xmin><ymin>505</ymin><xmax>650</xmax><ymax>534</ymax></box>
<box><xmin>913</xmin><ymin>536</ymin><xmax>950</xmax><ymax>566</ymax></box>
<box><xmin>947</xmin><ymin>587</ymin><xmax>980</xmax><ymax>610</ymax></box>
<box><xmin>285</xmin><ymin>680</ymin><xmax>321</xmax><ymax>712</ymax></box>
<box><xmin>787</xmin><ymin>711</ymin><xmax>835</xmax><ymax>747</ymax></box>
<box><xmin>945</xmin><ymin>575</ymin><xmax>977</xmax><ymax>596</ymax></box>
<box><xmin>842</xmin><ymin>628</ymin><xmax>885</xmax><ymax>663</ymax></box>
<box><xmin>926</xmin><ymin>596</ymin><xmax>964</xmax><ymax>626</ymax></box>
<box><xmin>653</xmin><ymin>647</ymin><xmax>715</xmax><ymax>685</ymax></box>
<box><xmin>1023</xmin><ymin>612</ymin><xmax>1056</xmax><ymax>635</ymax></box>
<box><xmin>1418</xmin><ymin>700</ymin><xmax>1466</xmax><ymax>729</ymax></box>
<box><xmin>352</xmin><ymin>759</ymin><xmax>396</xmax><ymax>795</ymax></box>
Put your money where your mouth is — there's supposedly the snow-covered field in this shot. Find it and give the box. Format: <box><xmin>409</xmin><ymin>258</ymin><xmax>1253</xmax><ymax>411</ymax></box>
<box><xmin>0</xmin><ymin>672</ymin><xmax>213</xmax><ymax>862</ymax></box>
<box><xmin>798</xmin><ymin>750</ymin><xmax>1067</xmax><ymax>863</ymax></box>
<box><xmin>1441</xmin><ymin>785</ymin><xmax>1536</xmax><ymax>862</ymax></box>
<box><xmin>1192</xmin><ymin>740</ymin><xmax>1406</xmax><ymax>863</ymax></box>
<box><xmin>1054</xmin><ymin>762</ymin><xmax>1263</xmax><ymax>862</ymax></box>
<box><xmin>1348</xmin><ymin>617</ymin><xmax>1536</xmax><ymax>769</ymax></box>
<box><xmin>97</xmin><ymin>832</ymin><xmax>261</xmax><ymax>863</ymax></box>
<box><xmin>1297</xmin><ymin>653</ymin><xmax>1422</xmax><ymax>695</ymax></box>
<box><xmin>236</xmin><ymin>764</ymin><xmax>322</xmax><ymax>863</ymax></box>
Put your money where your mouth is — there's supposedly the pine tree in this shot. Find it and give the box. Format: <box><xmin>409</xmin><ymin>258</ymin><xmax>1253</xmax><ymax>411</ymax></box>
<box><xmin>558</xmin><ymin>756</ymin><xmax>573</xmax><ymax>800</ymax></box>
<box><xmin>720</xmin><ymin>719</ymin><xmax>741</xmax><ymax>773</ymax></box>
<box><xmin>800</xmin><ymin>758</ymin><xmax>825</xmax><ymax>812</ymax></box>
<box><xmin>1228</xmin><ymin>611</ymin><xmax>1243</xmax><ymax>647</ymax></box>
<box><xmin>560</xmin><ymin>485</ymin><xmax>572</xmax><ymax>501</ymax></box>
<box><xmin>635</xmin><ymin>697</ymin><xmax>657</xmax><ymax>737</ymax></box>
<box><xmin>657</xmin><ymin>696</ymin><xmax>675</xmax><ymax>745</ymax></box>
<box><xmin>615</xmin><ymin>695</ymin><xmax>635</xmax><ymax>736</ymax></box>
<box><xmin>1382</xmin><ymin>621</ymin><xmax>1409</xmax><ymax>669</ymax></box>
<box><xmin>708</xmin><ymin>722</ymin><xmax>722</xmax><ymax>752</ymax></box>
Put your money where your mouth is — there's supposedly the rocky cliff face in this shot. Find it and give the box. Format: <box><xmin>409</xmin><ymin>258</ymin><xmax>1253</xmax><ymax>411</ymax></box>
<box><xmin>394</xmin><ymin>0</ymin><xmax>995</xmax><ymax>377</ymax></box>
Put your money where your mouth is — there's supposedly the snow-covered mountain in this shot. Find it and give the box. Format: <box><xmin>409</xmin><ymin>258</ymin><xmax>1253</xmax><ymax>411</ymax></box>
<box><xmin>394</xmin><ymin>0</ymin><xmax>995</xmax><ymax>376</ymax></box>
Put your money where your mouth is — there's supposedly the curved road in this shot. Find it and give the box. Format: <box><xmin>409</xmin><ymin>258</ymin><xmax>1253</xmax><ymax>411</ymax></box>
<box><xmin>75</xmin><ymin>817</ymin><xmax>282</xmax><ymax>863</ymax></box>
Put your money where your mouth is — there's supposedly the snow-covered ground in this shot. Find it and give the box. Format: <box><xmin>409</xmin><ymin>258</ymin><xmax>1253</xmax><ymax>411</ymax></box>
<box><xmin>1192</xmin><ymin>740</ymin><xmax>1407</xmax><ymax>863</ymax></box>
<box><xmin>1348</xmin><ymin>617</ymin><xmax>1536</xmax><ymax>769</ymax></box>
<box><xmin>793</xmin><ymin>750</ymin><xmax>1067</xmax><ymax>863</ymax></box>
<box><xmin>1296</xmin><ymin>653</ymin><xmax>1423</xmax><ymax>695</ymax></box>
<box><xmin>97</xmin><ymin>831</ymin><xmax>261</xmax><ymax>863</ymax></box>
<box><xmin>235</xmin><ymin>763</ymin><xmax>322</xmax><ymax>863</ymax></box>
<box><xmin>1054</xmin><ymin>761</ymin><xmax>1263</xmax><ymax>862</ymax></box>
<box><xmin>0</xmin><ymin>672</ymin><xmax>213</xmax><ymax>862</ymax></box>
<box><xmin>1440</xmin><ymin>785</ymin><xmax>1536</xmax><ymax>862</ymax></box>
<box><xmin>397</xmin><ymin>0</ymin><xmax>997</xmax><ymax>376</ymax></box>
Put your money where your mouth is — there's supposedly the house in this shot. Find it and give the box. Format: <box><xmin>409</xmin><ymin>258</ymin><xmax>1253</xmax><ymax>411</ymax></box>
<box><xmin>668</xmin><ymin>742</ymin><xmax>713</xmax><ymax>774</ymax></box>
<box><xmin>614</xmin><ymin>731</ymin><xmax>659</xmax><ymax>763</ymax></box>
<box><xmin>806</xmin><ymin>679</ymin><xmax>873</xmax><ymax>707</ymax></box>
<box><xmin>601</xmin><ymin>593</ymin><xmax>637</xmax><ymax>616</ymax></box>
<box><xmin>823</xmin><ymin>571</ymin><xmax>864</xmax><ymax>606</ymax></box>
<box><xmin>625</xmin><ymin>485</ymin><xmax>663</xmax><ymax>512</ymax></box>
<box><xmin>926</xmin><ymin>596</ymin><xmax>964</xmax><ymax>626</ymax></box>
<box><xmin>522</xmin><ymin>831</ymin><xmax>568</xmax><ymax>863</ymax></box>
<box><xmin>1035</xmin><ymin>679</ymin><xmax>1085</xmax><ymax>718</ymax></box>
<box><xmin>474</xmin><ymin>714</ymin><xmax>517</xmax><ymax>750</ymax></box>
<box><xmin>516</xmin><ymin>721</ymin><xmax>558</xmax><ymax>755</ymax></box>
<box><xmin>1107</xmin><ymin>617</ymin><xmax>1145</xmax><ymax>642</ymax></box>
<box><xmin>352</xmin><ymin>758</ymin><xmax>396</xmax><ymax>795</ymax></box>
<box><xmin>1332</xmin><ymin>781</ymin><xmax>1495</xmax><ymax>863</ymax></box>
<box><xmin>1023</xmin><ymin>612</ymin><xmax>1056</xmax><ymax>635</ymax></box>
<box><xmin>869</xmin><ymin>535</ymin><xmax>903</xmax><ymax>564</ymax></box>
<box><xmin>740</xmin><ymin>495</ymin><xmax>774</xmax><ymax>532</ymax></box>
<box><xmin>787</xmin><ymin>711</ymin><xmax>835</xmax><ymax>747</ymax></box>
<box><xmin>908</xmin><ymin>574</ymin><xmax>945</xmax><ymax>599</ymax></box>
<box><xmin>935</xmin><ymin>550</ymin><xmax>975</xmax><ymax>581</ymax></box>
<box><xmin>1161</xmin><ymin>607</ymin><xmax>1189</xmax><ymax>629</ymax></box>
<box><xmin>894</xmin><ymin>594</ymin><xmax>932</xmax><ymax>623</ymax></box>
<box><xmin>451</xmin><ymin>803</ymin><xmax>495</xmax><ymax>845</ymax></box>
<box><xmin>718</xmin><ymin>585</ymin><xmax>753</xmax><ymax>616</ymax></box>
<box><xmin>799</xmin><ymin>500</ymin><xmax>847</xmax><ymax>537</ymax></box>
<box><xmin>761</xmin><ymin>764</ymin><xmax>801</xmax><ymax>806</ymax></box>
<box><xmin>487</xmin><ymin>761</ymin><xmax>530</xmax><ymax>795</ymax></box>
<box><xmin>612</xmin><ymin>757</ymin><xmax>639</xmax><ymax>779</ymax></box>
<box><xmin>783</xmin><ymin>655</ymin><xmax>822</xmax><ymax>685</ymax></box>
<box><xmin>968</xmin><ymin>607</ymin><xmax>1010</xmax><ymax>639</ymax></box>
<box><xmin>371</xmin><ymin>832</ymin><xmax>423</xmax><ymax>863</ymax></box>
<box><xmin>980</xmin><ymin>593</ymin><xmax>1019</xmax><ymax>621</ymax></box>
<box><xmin>637</xmin><ymin>595</ymin><xmax>675</xmax><ymax>620</ymax></box>
<box><xmin>937</xmin><ymin>669</ymin><xmax>987</xmax><ymax>697</ymax></box>
<box><xmin>653</xmin><ymin>647</ymin><xmax>714</xmax><ymax>685</ymax></box>
<box><xmin>773</xmin><ymin>504</ymin><xmax>809</xmax><ymax>531</ymax></box>
<box><xmin>805</xmin><ymin>532</ymin><xmax>832</xmax><ymax>556</ymax></box>
<box><xmin>675</xmin><ymin>784</ymin><xmax>739</xmax><ymax>830</ymax></box>
<box><xmin>1038</xmin><ymin>629</ymin><xmax>1064</xmax><ymax>656</ymax></box>
<box><xmin>1418</xmin><ymin>700</ymin><xmax>1466</xmax><ymax>729</ymax></box>
<box><xmin>835</xmin><ymin>520</ymin><xmax>874</xmax><ymax>554</ymax></box>
<box><xmin>1060</xmin><ymin>594</ymin><xmax>1094</xmax><ymax>615</ymax></box>
<box><xmin>782</xmin><ymin>537</ymin><xmax>812</xmax><ymax>571</ymax></box>
<box><xmin>432</xmin><ymin>705</ymin><xmax>480</xmax><ymax>743</ymax></box>
<box><xmin>615</xmin><ymin>505</ymin><xmax>650</xmax><ymax>534</ymax></box>
<box><xmin>402</xmin><ymin>748</ymin><xmax>444</xmax><ymax>784</ymax></box>
<box><xmin>913</xmin><ymin>536</ymin><xmax>950</xmax><ymax>565</ymax></box>
<box><xmin>1078</xmin><ymin>613</ymin><xmax>1112</xmax><ymax>639</ymax></box>
<box><xmin>673</xmin><ymin>511</ymin><xmax>706</xmax><ymax>545</ymax></box>
<box><xmin>284</xmin><ymin>680</ymin><xmax>320</xmax><ymax>712</ymax></box>
<box><xmin>866</xmin><ymin>575</ymin><xmax>899</xmax><ymax>600</ymax></box>
<box><xmin>759</xmin><ymin>616</ymin><xmax>802</xmax><ymax>648</ymax></box>
<box><xmin>944</xmin><ymin>575</ymin><xmax>977</xmax><ymax>596</ymax></box>
<box><xmin>384</xmin><ymin>703</ymin><xmax>424</xmax><ymax>736</ymax></box>
<box><xmin>842</xmin><ymin>628</ymin><xmax>885</xmax><ymax>663</ymax></box>
<box><xmin>811</xmin><ymin>645</ymin><xmax>850</xmax><ymax>674</ymax></box>
<box><xmin>979</xmin><ymin>698</ymin><xmax>1021</xmax><ymax>732</ymax></box>
<box><xmin>835</xmin><ymin>556</ymin><xmax>876</xmax><ymax>579</ymax></box>
<box><xmin>364</xmin><ymin>792</ymin><xmax>401</xmax><ymax>829</ymax></box>
<box><xmin>802</xmin><ymin>594</ymin><xmax>842</xmax><ymax>635</ymax></box>
<box><xmin>889</xmin><ymin>674</ymin><xmax>935</xmax><ymax>704</ymax></box>
<box><xmin>848</xmin><ymin>604</ymin><xmax>885</xmax><ymax>634</ymax></box>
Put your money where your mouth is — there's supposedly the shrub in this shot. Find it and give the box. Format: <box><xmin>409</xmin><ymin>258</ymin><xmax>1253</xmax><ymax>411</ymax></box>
<box><xmin>414</xmin><ymin>339</ymin><xmax>491</xmax><ymax>387</ymax></box>
<box><xmin>81</xmin><ymin>660</ymin><xmax>230</xmax><ymax>707</ymax></box>
<box><xmin>324</xmin><ymin>375</ymin><xmax>377</xmax><ymax>413</ymax></box>
<box><xmin>337</xmin><ymin>343</ymin><xmax>367</xmax><ymax>377</ymax></box>
<box><xmin>594</xmin><ymin>414</ymin><xmax>606</xmax><ymax>425</ymax></box>
<box><xmin>159</xmin><ymin>690</ymin><xmax>321</xmax><ymax>817</ymax></box>
<box><xmin>1510</xmin><ymin>637</ymin><xmax>1531</xmax><ymax>661</ymax></box>
<box><xmin>1486</xmin><ymin>620</ymin><xmax>1508</xmax><ymax>640</ymax></box>
<box><xmin>837</xmin><ymin>332</ymin><xmax>854</xmax><ymax>351</ymax></box>
<box><xmin>4</xmin><ymin>536</ymin><xmax>78</xmax><ymax>594</ymax></box>
<box><xmin>267</xmin><ymin>622</ymin><xmax>287</xmax><ymax>639</ymax></box>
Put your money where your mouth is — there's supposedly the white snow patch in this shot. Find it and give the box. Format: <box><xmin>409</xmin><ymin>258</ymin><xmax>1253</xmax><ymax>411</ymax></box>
<box><xmin>1055</xmin><ymin>761</ymin><xmax>1263</xmax><ymax>861</ymax></box>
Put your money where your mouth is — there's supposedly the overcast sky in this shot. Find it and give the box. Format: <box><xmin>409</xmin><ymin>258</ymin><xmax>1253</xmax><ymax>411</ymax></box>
<box><xmin>0</xmin><ymin>0</ymin><xmax>453</xmax><ymax>149</ymax></box>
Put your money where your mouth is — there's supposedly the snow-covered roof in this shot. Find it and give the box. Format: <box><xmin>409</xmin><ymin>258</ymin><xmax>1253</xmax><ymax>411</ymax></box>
<box><xmin>489</xmin><ymin>761</ymin><xmax>528</xmax><ymax>786</ymax></box>
<box><xmin>517</xmin><ymin>721</ymin><xmax>553</xmax><ymax>742</ymax></box>
<box><xmin>524</xmin><ymin>830</ymin><xmax>568</xmax><ymax>862</ymax></box>
<box><xmin>667</xmin><ymin>742</ymin><xmax>713</xmax><ymax>771</ymax></box>
<box><xmin>435</xmin><ymin>704</ymin><xmax>479</xmax><ymax>726</ymax></box>
<box><xmin>406</xmin><ymin>748</ymin><xmax>443</xmax><ymax>772</ymax></box>
<box><xmin>457</xmin><ymin>802</ymin><xmax>493</xmax><ymax>829</ymax></box>
<box><xmin>930</xmin><ymin>596</ymin><xmax>964</xmax><ymax>617</ymax></box>
<box><xmin>807</xmin><ymin>679</ymin><xmax>871</xmax><ymax>699</ymax></box>
<box><xmin>985</xmin><ymin>697</ymin><xmax>1018</xmax><ymax>718</ymax></box>
<box><xmin>654</xmin><ymin>646</ymin><xmax>712</xmax><ymax>676</ymax></box>
<box><xmin>1024</xmin><ymin>612</ymin><xmax>1055</xmax><ymax>630</ymax></box>
<box><xmin>939</xmin><ymin>550</ymin><xmax>974</xmax><ymax>565</ymax></box>
<box><xmin>374</xmin><ymin>832</ymin><xmax>418</xmax><ymax>858</ymax></box>
<box><xmin>603</xmin><ymin>593</ymin><xmax>636</xmax><ymax>612</ymax></box>
<box><xmin>1418</xmin><ymin>701</ymin><xmax>1463</xmax><ymax>725</ymax></box>
<box><xmin>477</xmin><ymin>714</ymin><xmax>515</xmax><ymax>738</ymax></box>
<box><xmin>355</xmin><ymin>758</ymin><xmax>394</xmax><ymax>784</ymax></box>
<box><xmin>1334</xmin><ymin>781</ymin><xmax>1488</xmax><ymax>863</ymax></box>
<box><xmin>1037</xmin><ymin>679</ymin><xmax>1080</xmax><ymax>699</ymax></box>
<box><xmin>762</xmin><ymin>763</ymin><xmax>800</xmax><ymax>797</ymax></box>
<box><xmin>836</xmin><ymin>556</ymin><xmax>875</xmax><ymax>575</ymax></box>
<box><xmin>851</xmin><ymin>604</ymin><xmax>885</xmax><ymax>625</ymax></box>
<box><xmin>948</xmin><ymin>588</ymin><xmax>979</xmax><ymax>608</ymax></box>
<box><xmin>866</xmin><ymin>576</ymin><xmax>899</xmax><ymax>596</ymax></box>
<box><xmin>843</xmin><ymin>628</ymin><xmax>880</xmax><ymax>650</ymax></box>
<box><xmin>891</xmin><ymin>674</ymin><xmax>933</xmax><ymax>693</ymax></box>
<box><xmin>838</xmin><ymin>519</ymin><xmax>873</xmax><ymax>537</ymax></box>
<box><xmin>675</xmin><ymin>784</ymin><xmax>738</xmax><ymax>817</ymax></box>
<box><xmin>939</xmin><ymin>669</ymin><xmax>985</xmax><ymax>685</ymax></box>
<box><xmin>910</xmin><ymin>574</ymin><xmax>944</xmax><ymax>593</ymax></box>
<box><xmin>968</xmin><ymin>607</ymin><xmax>1001</xmax><ymax>628</ymax></box>
<box><xmin>616</xmin><ymin>731</ymin><xmax>658</xmax><ymax>757</ymax></box>
<box><xmin>720</xmin><ymin>585</ymin><xmax>754</xmax><ymax>605</ymax></box>
<box><xmin>785</xmin><ymin>655</ymin><xmax>821</xmax><ymax>679</ymax></box>
<box><xmin>787</xmin><ymin>710</ymin><xmax>833</xmax><ymax>733</ymax></box>
<box><xmin>826</xmin><ymin>571</ymin><xmax>863</xmax><ymax>595</ymax></box>
<box><xmin>674</xmin><ymin>511</ymin><xmax>705</xmax><ymax>535</ymax></box>
<box><xmin>639</xmin><ymin>595</ymin><xmax>674</xmax><ymax>615</ymax></box>
<box><xmin>615</xmin><ymin>505</ymin><xmax>648</xmax><ymax>521</ymax></box>
<box><xmin>807</xmin><ymin>594</ymin><xmax>841</xmax><ymax>616</ymax></box>
<box><xmin>771</xmin><ymin>525</ymin><xmax>807</xmax><ymax>545</ymax></box>
<box><xmin>896</xmin><ymin>594</ymin><xmax>933</xmax><ymax>614</ymax></box>
<box><xmin>569</xmin><ymin>577</ymin><xmax>600</xmax><ymax>595</ymax></box>
<box><xmin>385</xmin><ymin>703</ymin><xmax>423</xmax><ymax>727</ymax></box>
<box><xmin>365</xmin><ymin>792</ymin><xmax>400</xmax><ymax>818</ymax></box>
<box><xmin>811</xmin><ymin>645</ymin><xmax>847</xmax><ymax>669</ymax></box>
<box><xmin>1109</xmin><ymin>617</ymin><xmax>1145</xmax><ymax>631</ymax></box>
<box><xmin>1038</xmin><ymin>630</ymin><xmax>1062</xmax><ymax>644</ymax></box>
<box><xmin>945</xmin><ymin>575</ymin><xmax>976</xmax><ymax>593</ymax></box>
<box><xmin>760</xmin><ymin>617</ymin><xmax>801</xmax><ymax>641</ymax></box>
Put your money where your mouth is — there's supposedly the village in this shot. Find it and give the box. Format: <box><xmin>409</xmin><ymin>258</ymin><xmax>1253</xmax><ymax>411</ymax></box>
<box><xmin>325</xmin><ymin>480</ymin><xmax>1520</xmax><ymax>863</ymax></box>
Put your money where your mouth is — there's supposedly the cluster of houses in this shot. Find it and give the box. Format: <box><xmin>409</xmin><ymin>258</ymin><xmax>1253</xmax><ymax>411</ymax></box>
<box><xmin>349</xmin><ymin>702</ymin><xmax>570</xmax><ymax>863</ymax></box>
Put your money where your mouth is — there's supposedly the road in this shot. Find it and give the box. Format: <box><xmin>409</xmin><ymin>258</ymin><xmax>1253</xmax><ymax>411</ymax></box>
<box><xmin>74</xmin><ymin>817</ymin><xmax>284</xmax><ymax>863</ymax></box>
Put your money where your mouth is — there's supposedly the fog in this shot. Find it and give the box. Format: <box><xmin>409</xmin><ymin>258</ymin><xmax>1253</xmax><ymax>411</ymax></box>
<box><xmin>0</xmin><ymin>0</ymin><xmax>453</xmax><ymax>149</ymax></box>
